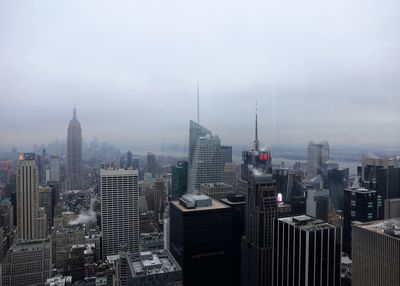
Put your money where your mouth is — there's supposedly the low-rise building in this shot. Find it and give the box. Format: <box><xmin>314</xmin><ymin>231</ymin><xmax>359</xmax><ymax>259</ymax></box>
<box><xmin>111</xmin><ymin>249</ymin><xmax>182</xmax><ymax>286</ymax></box>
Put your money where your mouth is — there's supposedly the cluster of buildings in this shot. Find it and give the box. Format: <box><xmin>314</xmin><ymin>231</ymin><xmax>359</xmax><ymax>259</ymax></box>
<box><xmin>0</xmin><ymin>108</ymin><xmax>400</xmax><ymax>286</ymax></box>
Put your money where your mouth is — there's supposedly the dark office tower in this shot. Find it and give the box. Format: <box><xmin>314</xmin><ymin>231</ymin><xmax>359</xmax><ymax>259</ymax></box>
<box><xmin>324</xmin><ymin>166</ymin><xmax>349</xmax><ymax>211</ymax></box>
<box><xmin>66</xmin><ymin>108</ymin><xmax>82</xmax><ymax>190</ymax></box>
<box><xmin>38</xmin><ymin>186</ymin><xmax>53</xmax><ymax>230</ymax></box>
<box><xmin>154</xmin><ymin>178</ymin><xmax>166</xmax><ymax>220</ymax></box>
<box><xmin>273</xmin><ymin>215</ymin><xmax>341</xmax><ymax>286</ymax></box>
<box><xmin>241</xmin><ymin>168</ymin><xmax>278</xmax><ymax>286</ymax></box>
<box><xmin>146</xmin><ymin>152</ymin><xmax>156</xmax><ymax>178</ymax></box>
<box><xmin>273</xmin><ymin>168</ymin><xmax>303</xmax><ymax>202</ymax></box>
<box><xmin>170</xmin><ymin>194</ymin><xmax>233</xmax><ymax>286</ymax></box>
<box><xmin>221</xmin><ymin>194</ymin><xmax>246</xmax><ymax>286</ymax></box>
<box><xmin>35</xmin><ymin>154</ymin><xmax>42</xmax><ymax>184</ymax></box>
<box><xmin>171</xmin><ymin>161</ymin><xmax>188</xmax><ymax>200</ymax></box>
<box><xmin>375</xmin><ymin>167</ymin><xmax>400</xmax><ymax>200</ymax></box>
<box><xmin>352</xmin><ymin>219</ymin><xmax>400</xmax><ymax>286</ymax></box>
<box><xmin>220</xmin><ymin>145</ymin><xmax>232</xmax><ymax>170</ymax></box>
<box><xmin>119</xmin><ymin>155</ymin><xmax>125</xmax><ymax>168</ymax></box>
<box><xmin>358</xmin><ymin>156</ymin><xmax>400</xmax><ymax>200</ymax></box>
<box><xmin>40</xmin><ymin>148</ymin><xmax>48</xmax><ymax>185</ymax></box>
<box><xmin>290</xmin><ymin>196</ymin><xmax>307</xmax><ymax>216</ymax></box>
<box><xmin>306</xmin><ymin>188</ymin><xmax>329</xmax><ymax>222</ymax></box>
<box><xmin>384</xmin><ymin>198</ymin><xmax>400</xmax><ymax>218</ymax></box>
<box><xmin>132</xmin><ymin>158</ymin><xmax>139</xmax><ymax>170</ymax></box>
<box><xmin>66</xmin><ymin>244</ymin><xmax>96</xmax><ymax>284</ymax></box>
<box><xmin>343</xmin><ymin>187</ymin><xmax>383</xmax><ymax>256</ymax></box>
<box><xmin>126</xmin><ymin>151</ymin><xmax>133</xmax><ymax>168</ymax></box>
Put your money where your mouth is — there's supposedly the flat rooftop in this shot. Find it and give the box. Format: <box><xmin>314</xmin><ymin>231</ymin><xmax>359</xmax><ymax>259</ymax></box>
<box><xmin>279</xmin><ymin>215</ymin><xmax>336</xmax><ymax>231</ymax></box>
<box><xmin>129</xmin><ymin>250</ymin><xmax>181</xmax><ymax>277</ymax></box>
<box><xmin>200</xmin><ymin>182</ymin><xmax>232</xmax><ymax>188</ymax></box>
<box><xmin>11</xmin><ymin>239</ymin><xmax>51</xmax><ymax>252</ymax></box>
<box><xmin>346</xmin><ymin>188</ymin><xmax>376</xmax><ymax>194</ymax></box>
<box><xmin>172</xmin><ymin>199</ymin><xmax>229</xmax><ymax>213</ymax></box>
<box><xmin>100</xmin><ymin>168</ymin><xmax>138</xmax><ymax>176</ymax></box>
<box><xmin>356</xmin><ymin>218</ymin><xmax>400</xmax><ymax>239</ymax></box>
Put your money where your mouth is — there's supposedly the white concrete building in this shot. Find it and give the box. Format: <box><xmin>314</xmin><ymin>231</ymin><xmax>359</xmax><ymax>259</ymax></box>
<box><xmin>101</xmin><ymin>168</ymin><xmax>139</xmax><ymax>258</ymax></box>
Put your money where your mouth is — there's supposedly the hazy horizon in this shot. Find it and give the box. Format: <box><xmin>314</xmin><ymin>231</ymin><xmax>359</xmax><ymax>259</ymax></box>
<box><xmin>1</xmin><ymin>0</ymin><xmax>400</xmax><ymax>147</ymax></box>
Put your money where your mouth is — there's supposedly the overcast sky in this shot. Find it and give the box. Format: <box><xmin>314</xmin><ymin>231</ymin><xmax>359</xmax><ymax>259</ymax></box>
<box><xmin>1</xmin><ymin>0</ymin><xmax>399</xmax><ymax>150</ymax></box>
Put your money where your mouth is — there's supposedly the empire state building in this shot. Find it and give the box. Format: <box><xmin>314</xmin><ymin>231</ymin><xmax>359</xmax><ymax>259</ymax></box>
<box><xmin>67</xmin><ymin>108</ymin><xmax>82</xmax><ymax>190</ymax></box>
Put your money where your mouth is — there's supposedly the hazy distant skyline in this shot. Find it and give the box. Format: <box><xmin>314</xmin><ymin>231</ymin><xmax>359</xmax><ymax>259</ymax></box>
<box><xmin>1</xmin><ymin>0</ymin><xmax>400</xmax><ymax>148</ymax></box>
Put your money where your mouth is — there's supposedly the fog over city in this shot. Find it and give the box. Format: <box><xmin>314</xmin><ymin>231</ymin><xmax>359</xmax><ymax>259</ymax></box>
<box><xmin>1</xmin><ymin>0</ymin><xmax>400</xmax><ymax>148</ymax></box>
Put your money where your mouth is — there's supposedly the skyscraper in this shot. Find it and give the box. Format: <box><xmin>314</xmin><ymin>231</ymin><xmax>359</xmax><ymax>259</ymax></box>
<box><xmin>188</xmin><ymin>120</ymin><xmax>211</xmax><ymax>169</ymax></box>
<box><xmin>38</xmin><ymin>186</ymin><xmax>53</xmax><ymax>230</ymax></box>
<box><xmin>384</xmin><ymin>198</ymin><xmax>400</xmax><ymax>218</ymax></box>
<box><xmin>126</xmin><ymin>151</ymin><xmax>133</xmax><ymax>168</ymax></box>
<box><xmin>220</xmin><ymin>145</ymin><xmax>232</xmax><ymax>170</ymax></box>
<box><xmin>343</xmin><ymin>187</ymin><xmax>383</xmax><ymax>256</ymax></box>
<box><xmin>273</xmin><ymin>215</ymin><xmax>342</xmax><ymax>286</ymax></box>
<box><xmin>238</xmin><ymin>111</ymin><xmax>272</xmax><ymax>197</ymax></box>
<box><xmin>220</xmin><ymin>194</ymin><xmax>246</xmax><ymax>286</ymax></box>
<box><xmin>323</xmin><ymin>166</ymin><xmax>349</xmax><ymax>210</ymax></box>
<box><xmin>101</xmin><ymin>168</ymin><xmax>139</xmax><ymax>258</ymax></box>
<box><xmin>146</xmin><ymin>152</ymin><xmax>156</xmax><ymax>178</ymax></box>
<box><xmin>222</xmin><ymin>162</ymin><xmax>237</xmax><ymax>191</ymax></box>
<box><xmin>171</xmin><ymin>161</ymin><xmax>188</xmax><ymax>200</ymax></box>
<box><xmin>358</xmin><ymin>156</ymin><xmax>400</xmax><ymax>200</ymax></box>
<box><xmin>170</xmin><ymin>194</ymin><xmax>233</xmax><ymax>286</ymax></box>
<box><xmin>66</xmin><ymin>108</ymin><xmax>82</xmax><ymax>190</ymax></box>
<box><xmin>306</xmin><ymin>188</ymin><xmax>330</xmax><ymax>221</ymax></box>
<box><xmin>49</xmin><ymin>155</ymin><xmax>60</xmax><ymax>182</ymax></box>
<box><xmin>16</xmin><ymin>153</ymin><xmax>39</xmax><ymax>241</ymax></box>
<box><xmin>352</xmin><ymin>219</ymin><xmax>400</xmax><ymax>286</ymax></box>
<box><xmin>307</xmin><ymin>141</ymin><xmax>329</xmax><ymax>179</ymax></box>
<box><xmin>241</xmin><ymin>169</ymin><xmax>278</xmax><ymax>286</ymax></box>
<box><xmin>187</xmin><ymin>121</ymin><xmax>222</xmax><ymax>192</ymax></box>
<box><xmin>154</xmin><ymin>178</ymin><xmax>166</xmax><ymax>220</ymax></box>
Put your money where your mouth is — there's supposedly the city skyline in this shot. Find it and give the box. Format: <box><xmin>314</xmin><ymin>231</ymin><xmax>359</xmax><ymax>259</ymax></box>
<box><xmin>1</xmin><ymin>1</ymin><xmax>400</xmax><ymax>286</ymax></box>
<box><xmin>1</xmin><ymin>1</ymin><xmax>400</xmax><ymax>147</ymax></box>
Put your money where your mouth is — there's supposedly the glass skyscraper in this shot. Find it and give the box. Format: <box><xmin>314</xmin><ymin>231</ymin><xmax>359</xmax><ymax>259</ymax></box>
<box><xmin>187</xmin><ymin>120</ymin><xmax>221</xmax><ymax>193</ymax></box>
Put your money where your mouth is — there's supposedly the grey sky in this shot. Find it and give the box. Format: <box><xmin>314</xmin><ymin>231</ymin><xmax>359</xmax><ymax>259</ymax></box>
<box><xmin>1</xmin><ymin>0</ymin><xmax>400</xmax><ymax>149</ymax></box>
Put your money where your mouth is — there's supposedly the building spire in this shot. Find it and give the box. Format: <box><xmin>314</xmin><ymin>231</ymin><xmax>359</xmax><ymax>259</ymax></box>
<box><xmin>253</xmin><ymin>100</ymin><xmax>260</xmax><ymax>151</ymax></box>
<box><xmin>197</xmin><ymin>81</ymin><xmax>200</xmax><ymax>124</ymax></box>
<box><xmin>73</xmin><ymin>105</ymin><xmax>77</xmax><ymax>120</ymax></box>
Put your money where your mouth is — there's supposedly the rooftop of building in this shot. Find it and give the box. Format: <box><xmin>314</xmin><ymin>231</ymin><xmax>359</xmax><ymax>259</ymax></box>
<box><xmin>220</xmin><ymin>194</ymin><xmax>246</xmax><ymax>205</ymax></box>
<box><xmin>10</xmin><ymin>239</ymin><xmax>51</xmax><ymax>252</ymax></box>
<box><xmin>278</xmin><ymin>202</ymin><xmax>291</xmax><ymax>210</ymax></box>
<box><xmin>100</xmin><ymin>168</ymin><xmax>139</xmax><ymax>176</ymax></box>
<box><xmin>345</xmin><ymin>187</ymin><xmax>377</xmax><ymax>194</ymax></box>
<box><xmin>46</xmin><ymin>275</ymin><xmax>72</xmax><ymax>286</ymax></box>
<box><xmin>128</xmin><ymin>250</ymin><xmax>181</xmax><ymax>277</ymax></box>
<box><xmin>71</xmin><ymin>243</ymin><xmax>95</xmax><ymax>255</ymax></box>
<box><xmin>140</xmin><ymin>232</ymin><xmax>164</xmax><ymax>242</ymax></box>
<box><xmin>173</xmin><ymin>194</ymin><xmax>229</xmax><ymax>212</ymax></box>
<box><xmin>356</xmin><ymin>218</ymin><xmax>400</xmax><ymax>239</ymax></box>
<box><xmin>279</xmin><ymin>215</ymin><xmax>336</xmax><ymax>231</ymax></box>
<box><xmin>200</xmin><ymin>182</ymin><xmax>232</xmax><ymax>188</ymax></box>
<box><xmin>249</xmin><ymin>168</ymin><xmax>273</xmax><ymax>180</ymax></box>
